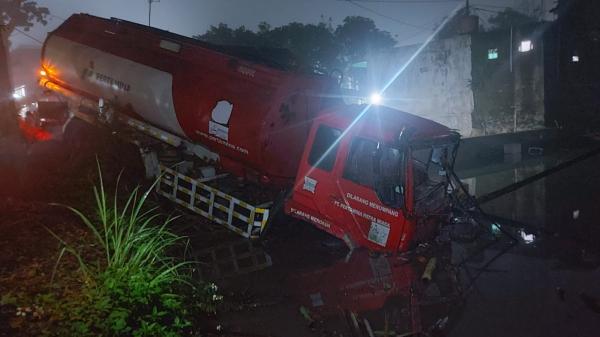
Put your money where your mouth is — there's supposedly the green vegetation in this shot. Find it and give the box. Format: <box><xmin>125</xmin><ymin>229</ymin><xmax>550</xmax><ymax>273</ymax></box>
<box><xmin>195</xmin><ymin>16</ymin><xmax>397</xmax><ymax>74</ymax></box>
<box><xmin>34</xmin><ymin>163</ymin><xmax>221</xmax><ymax>336</ymax></box>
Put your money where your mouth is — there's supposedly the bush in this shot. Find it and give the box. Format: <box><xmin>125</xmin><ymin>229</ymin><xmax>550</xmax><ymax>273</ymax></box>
<box><xmin>40</xmin><ymin>163</ymin><xmax>221</xmax><ymax>336</ymax></box>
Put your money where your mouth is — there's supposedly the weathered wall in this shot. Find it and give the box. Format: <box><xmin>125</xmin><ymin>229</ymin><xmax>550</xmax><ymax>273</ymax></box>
<box><xmin>361</xmin><ymin>27</ymin><xmax>547</xmax><ymax>138</ymax></box>
<box><xmin>470</xmin><ymin>25</ymin><xmax>546</xmax><ymax>135</ymax></box>
<box><xmin>546</xmin><ymin>1</ymin><xmax>600</xmax><ymax>131</ymax></box>
<box><xmin>364</xmin><ymin>35</ymin><xmax>475</xmax><ymax>136</ymax></box>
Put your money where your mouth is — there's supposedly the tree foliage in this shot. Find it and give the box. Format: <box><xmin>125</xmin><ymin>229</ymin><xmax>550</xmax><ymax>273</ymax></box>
<box><xmin>487</xmin><ymin>8</ymin><xmax>537</xmax><ymax>31</ymax></box>
<box><xmin>1</xmin><ymin>0</ymin><xmax>49</xmax><ymax>35</ymax></box>
<box><xmin>335</xmin><ymin>16</ymin><xmax>396</xmax><ymax>66</ymax></box>
<box><xmin>0</xmin><ymin>0</ymin><xmax>49</xmax><ymax>138</ymax></box>
<box><xmin>195</xmin><ymin>16</ymin><xmax>396</xmax><ymax>73</ymax></box>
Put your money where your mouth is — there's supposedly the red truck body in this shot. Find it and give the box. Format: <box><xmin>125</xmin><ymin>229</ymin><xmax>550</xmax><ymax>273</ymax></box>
<box><xmin>42</xmin><ymin>14</ymin><xmax>335</xmax><ymax>187</ymax></box>
<box><xmin>39</xmin><ymin>14</ymin><xmax>459</xmax><ymax>252</ymax></box>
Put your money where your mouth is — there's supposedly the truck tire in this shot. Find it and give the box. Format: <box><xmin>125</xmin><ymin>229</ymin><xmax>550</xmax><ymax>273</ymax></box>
<box><xmin>63</xmin><ymin>118</ymin><xmax>92</xmax><ymax>148</ymax></box>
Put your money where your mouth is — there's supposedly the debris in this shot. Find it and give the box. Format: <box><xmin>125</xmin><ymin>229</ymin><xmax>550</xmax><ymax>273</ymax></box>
<box><xmin>528</xmin><ymin>147</ymin><xmax>544</xmax><ymax>156</ymax></box>
<box><xmin>422</xmin><ymin>258</ymin><xmax>437</xmax><ymax>283</ymax></box>
<box><xmin>579</xmin><ymin>293</ymin><xmax>600</xmax><ymax>314</ymax></box>
<box><xmin>299</xmin><ymin>306</ymin><xmax>315</xmax><ymax>326</ymax></box>
<box><xmin>432</xmin><ymin>316</ymin><xmax>449</xmax><ymax>332</ymax></box>
<box><xmin>309</xmin><ymin>293</ymin><xmax>324</xmax><ymax>307</ymax></box>
<box><xmin>363</xmin><ymin>318</ymin><xmax>375</xmax><ymax>337</ymax></box>
<box><xmin>349</xmin><ymin>311</ymin><xmax>361</xmax><ymax>334</ymax></box>
<box><xmin>556</xmin><ymin>287</ymin><xmax>566</xmax><ymax>301</ymax></box>
<box><xmin>424</xmin><ymin>282</ymin><xmax>441</xmax><ymax>297</ymax></box>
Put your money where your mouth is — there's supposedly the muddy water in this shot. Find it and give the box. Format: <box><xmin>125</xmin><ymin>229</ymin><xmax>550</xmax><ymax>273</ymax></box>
<box><xmin>202</xmin><ymin>146</ymin><xmax>600</xmax><ymax>337</ymax></box>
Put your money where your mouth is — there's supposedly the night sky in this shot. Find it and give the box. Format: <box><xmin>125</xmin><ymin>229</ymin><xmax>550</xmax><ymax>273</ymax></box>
<box><xmin>11</xmin><ymin>0</ymin><xmax>556</xmax><ymax>49</ymax></box>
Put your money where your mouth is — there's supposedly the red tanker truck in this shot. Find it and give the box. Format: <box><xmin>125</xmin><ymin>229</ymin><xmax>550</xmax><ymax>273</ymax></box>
<box><xmin>38</xmin><ymin>14</ymin><xmax>460</xmax><ymax>253</ymax></box>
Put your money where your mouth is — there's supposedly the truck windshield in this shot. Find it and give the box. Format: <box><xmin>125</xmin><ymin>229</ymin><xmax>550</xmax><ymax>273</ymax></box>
<box><xmin>376</xmin><ymin>146</ymin><xmax>404</xmax><ymax>208</ymax></box>
<box><xmin>343</xmin><ymin>137</ymin><xmax>404</xmax><ymax>208</ymax></box>
<box><xmin>411</xmin><ymin>141</ymin><xmax>457</xmax><ymax>214</ymax></box>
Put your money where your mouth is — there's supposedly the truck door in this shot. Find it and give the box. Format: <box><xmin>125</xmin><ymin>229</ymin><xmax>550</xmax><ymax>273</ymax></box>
<box><xmin>335</xmin><ymin>136</ymin><xmax>407</xmax><ymax>251</ymax></box>
<box><xmin>288</xmin><ymin>122</ymin><xmax>409</xmax><ymax>251</ymax></box>
<box><xmin>287</xmin><ymin>123</ymin><xmax>349</xmax><ymax>239</ymax></box>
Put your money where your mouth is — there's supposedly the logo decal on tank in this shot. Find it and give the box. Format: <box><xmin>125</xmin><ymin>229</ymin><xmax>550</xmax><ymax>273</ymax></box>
<box><xmin>197</xmin><ymin>100</ymin><xmax>248</xmax><ymax>154</ymax></box>
<box><xmin>208</xmin><ymin>100</ymin><xmax>233</xmax><ymax>141</ymax></box>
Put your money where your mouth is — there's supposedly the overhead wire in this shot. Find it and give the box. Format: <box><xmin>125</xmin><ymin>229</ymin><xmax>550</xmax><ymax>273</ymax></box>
<box><xmin>48</xmin><ymin>13</ymin><xmax>67</xmax><ymax>22</ymax></box>
<box><xmin>345</xmin><ymin>0</ymin><xmax>460</xmax><ymax>3</ymax></box>
<box><xmin>342</xmin><ymin>0</ymin><xmax>433</xmax><ymax>30</ymax></box>
<box><xmin>12</xmin><ymin>27</ymin><xmax>44</xmax><ymax>44</ymax></box>
<box><xmin>10</xmin><ymin>12</ymin><xmax>63</xmax><ymax>46</ymax></box>
<box><xmin>471</xmin><ymin>2</ymin><xmax>528</xmax><ymax>10</ymax></box>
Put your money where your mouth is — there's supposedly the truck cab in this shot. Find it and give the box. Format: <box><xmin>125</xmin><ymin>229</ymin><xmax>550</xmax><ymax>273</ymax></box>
<box><xmin>286</xmin><ymin>104</ymin><xmax>460</xmax><ymax>252</ymax></box>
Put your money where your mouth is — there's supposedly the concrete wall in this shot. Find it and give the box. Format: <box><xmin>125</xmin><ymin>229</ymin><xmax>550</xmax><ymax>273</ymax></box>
<box><xmin>470</xmin><ymin>26</ymin><xmax>546</xmax><ymax>136</ymax></box>
<box><xmin>363</xmin><ymin>35</ymin><xmax>475</xmax><ymax>136</ymax></box>
<box><xmin>360</xmin><ymin>26</ymin><xmax>547</xmax><ymax>138</ymax></box>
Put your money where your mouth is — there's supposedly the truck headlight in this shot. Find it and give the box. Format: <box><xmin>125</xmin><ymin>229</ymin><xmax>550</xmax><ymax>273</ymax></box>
<box><xmin>369</xmin><ymin>92</ymin><xmax>382</xmax><ymax>105</ymax></box>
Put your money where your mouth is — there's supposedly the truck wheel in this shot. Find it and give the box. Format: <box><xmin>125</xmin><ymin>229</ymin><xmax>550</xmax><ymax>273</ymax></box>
<box><xmin>63</xmin><ymin>118</ymin><xmax>90</xmax><ymax>148</ymax></box>
<box><xmin>62</xmin><ymin>118</ymin><xmax>99</xmax><ymax>162</ymax></box>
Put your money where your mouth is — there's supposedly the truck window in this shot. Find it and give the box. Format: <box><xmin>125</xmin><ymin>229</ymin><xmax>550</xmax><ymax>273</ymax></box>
<box><xmin>375</xmin><ymin>146</ymin><xmax>405</xmax><ymax>208</ymax></box>
<box><xmin>308</xmin><ymin>125</ymin><xmax>342</xmax><ymax>171</ymax></box>
<box><xmin>412</xmin><ymin>143</ymin><xmax>454</xmax><ymax>214</ymax></box>
<box><xmin>343</xmin><ymin>137</ymin><xmax>378</xmax><ymax>187</ymax></box>
<box><xmin>343</xmin><ymin>137</ymin><xmax>405</xmax><ymax>208</ymax></box>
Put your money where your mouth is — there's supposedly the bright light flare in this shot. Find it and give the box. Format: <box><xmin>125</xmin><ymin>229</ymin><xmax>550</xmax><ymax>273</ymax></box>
<box><xmin>369</xmin><ymin>92</ymin><xmax>382</xmax><ymax>105</ymax></box>
<box><xmin>40</xmin><ymin>69</ymin><xmax>47</xmax><ymax>77</ymax></box>
<box><xmin>294</xmin><ymin>3</ymin><xmax>464</xmax><ymax>196</ymax></box>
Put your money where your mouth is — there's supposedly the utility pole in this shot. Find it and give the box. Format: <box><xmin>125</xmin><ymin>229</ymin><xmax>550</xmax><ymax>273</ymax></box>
<box><xmin>540</xmin><ymin>0</ymin><xmax>545</xmax><ymax>21</ymax></box>
<box><xmin>0</xmin><ymin>25</ymin><xmax>18</xmax><ymax>139</ymax></box>
<box><xmin>465</xmin><ymin>0</ymin><xmax>470</xmax><ymax>15</ymax></box>
<box><xmin>148</xmin><ymin>0</ymin><xmax>160</xmax><ymax>26</ymax></box>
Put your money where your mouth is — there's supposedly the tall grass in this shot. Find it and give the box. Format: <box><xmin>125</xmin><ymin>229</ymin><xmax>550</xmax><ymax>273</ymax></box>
<box><xmin>43</xmin><ymin>162</ymin><xmax>221</xmax><ymax>337</ymax></box>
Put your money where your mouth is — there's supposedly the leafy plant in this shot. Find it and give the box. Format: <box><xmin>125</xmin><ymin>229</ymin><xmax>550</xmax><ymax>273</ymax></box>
<box><xmin>40</xmin><ymin>162</ymin><xmax>221</xmax><ymax>336</ymax></box>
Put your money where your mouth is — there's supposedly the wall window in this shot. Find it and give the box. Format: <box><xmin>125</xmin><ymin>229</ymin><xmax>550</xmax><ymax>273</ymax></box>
<box><xmin>308</xmin><ymin>125</ymin><xmax>341</xmax><ymax>171</ymax></box>
<box><xmin>12</xmin><ymin>85</ymin><xmax>26</xmax><ymax>100</ymax></box>
<box><xmin>487</xmin><ymin>48</ymin><xmax>499</xmax><ymax>60</ymax></box>
<box><xmin>518</xmin><ymin>40</ymin><xmax>533</xmax><ymax>52</ymax></box>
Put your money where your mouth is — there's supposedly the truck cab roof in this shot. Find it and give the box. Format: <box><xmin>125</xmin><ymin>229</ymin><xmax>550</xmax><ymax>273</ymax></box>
<box><xmin>319</xmin><ymin>104</ymin><xmax>458</xmax><ymax>145</ymax></box>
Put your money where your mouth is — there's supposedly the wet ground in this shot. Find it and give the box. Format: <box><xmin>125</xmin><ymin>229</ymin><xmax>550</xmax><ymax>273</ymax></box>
<box><xmin>447</xmin><ymin>145</ymin><xmax>600</xmax><ymax>337</ymax></box>
<box><xmin>2</xmin><ymin>132</ymin><xmax>600</xmax><ymax>336</ymax></box>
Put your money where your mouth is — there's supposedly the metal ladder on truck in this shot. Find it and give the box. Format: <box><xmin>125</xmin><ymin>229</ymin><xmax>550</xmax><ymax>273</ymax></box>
<box><xmin>68</xmin><ymin>96</ymin><xmax>273</xmax><ymax>240</ymax></box>
<box><xmin>156</xmin><ymin>164</ymin><xmax>271</xmax><ymax>240</ymax></box>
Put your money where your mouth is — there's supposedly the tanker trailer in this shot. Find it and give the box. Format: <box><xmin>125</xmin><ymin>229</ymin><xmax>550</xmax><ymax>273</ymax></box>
<box><xmin>39</xmin><ymin>14</ymin><xmax>461</xmax><ymax>253</ymax></box>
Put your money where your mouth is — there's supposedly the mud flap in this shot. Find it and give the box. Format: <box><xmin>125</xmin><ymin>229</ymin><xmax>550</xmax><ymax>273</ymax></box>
<box><xmin>258</xmin><ymin>188</ymin><xmax>291</xmax><ymax>238</ymax></box>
